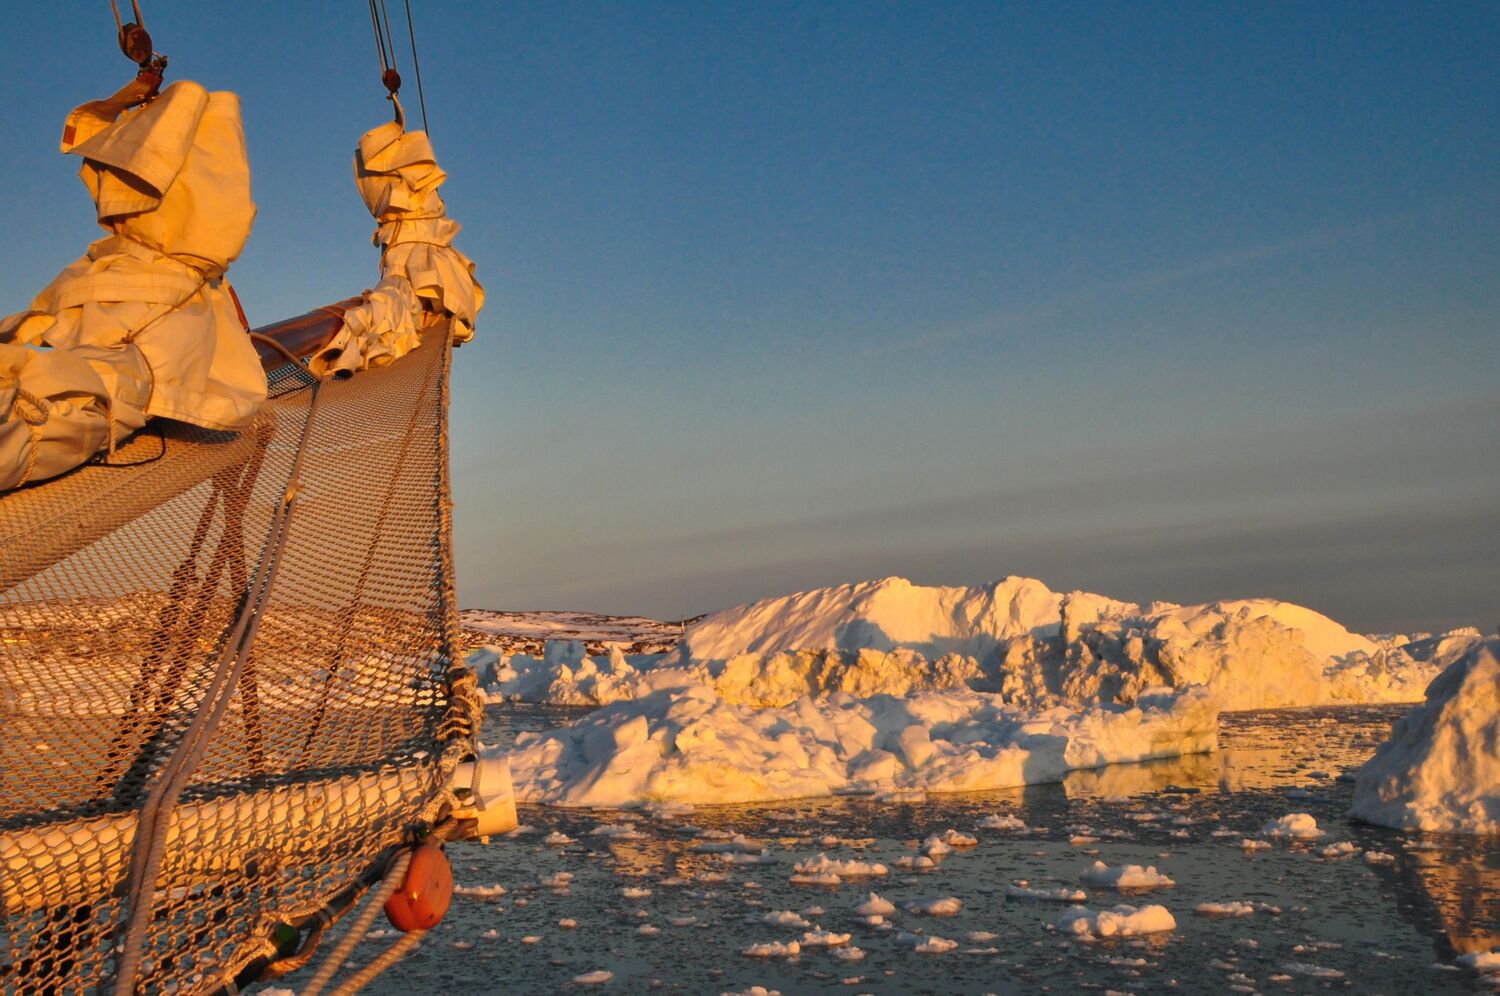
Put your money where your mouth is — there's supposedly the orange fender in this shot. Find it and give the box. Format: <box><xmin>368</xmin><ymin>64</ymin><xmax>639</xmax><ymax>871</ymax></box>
<box><xmin>383</xmin><ymin>843</ymin><xmax>452</xmax><ymax>932</ymax></box>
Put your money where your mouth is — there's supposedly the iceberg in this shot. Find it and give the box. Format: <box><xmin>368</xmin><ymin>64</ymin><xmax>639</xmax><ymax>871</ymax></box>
<box><xmin>505</xmin><ymin>683</ymin><xmax>1216</xmax><ymax>807</ymax></box>
<box><xmin>1350</xmin><ymin>638</ymin><xmax>1500</xmax><ymax>835</ymax></box>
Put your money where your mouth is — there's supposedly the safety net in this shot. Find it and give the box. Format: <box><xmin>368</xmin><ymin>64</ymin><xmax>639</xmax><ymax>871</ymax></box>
<box><xmin>0</xmin><ymin>320</ymin><xmax>478</xmax><ymax>993</ymax></box>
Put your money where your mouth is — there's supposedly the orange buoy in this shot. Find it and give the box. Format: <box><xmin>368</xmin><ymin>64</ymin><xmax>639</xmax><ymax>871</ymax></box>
<box><xmin>383</xmin><ymin>843</ymin><xmax>453</xmax><ymax>932</ymax></box>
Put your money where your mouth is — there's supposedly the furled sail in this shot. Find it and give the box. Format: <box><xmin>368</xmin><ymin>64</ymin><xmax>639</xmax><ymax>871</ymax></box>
<box><xmin>312</xmin><ymin>110</ymin><xmax>483</xmax><ymax>378</ymax></box>
<box><xmin>0</xmin><ymin>80</ymin><xmax>265</xmax><ymax>492</ymax></box>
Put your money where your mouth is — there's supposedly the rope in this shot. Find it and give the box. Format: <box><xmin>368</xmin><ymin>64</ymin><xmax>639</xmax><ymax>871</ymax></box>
<box><xmin>108</xmin><ymin>0</ymin><xmax>146</xmax><ymax>33</ymax></box>
<box><xmin>299</xmin><ymin>850</ymin><xmax>414</xmax><ymax>996</ymax></box>
<box><xmin>402</xmin><ymin>0</ymin><xmax>430</xmax><ymax>135</ymax></box>
<box><xmin>110</xmin><ymin>363</ymin><xmax>326</xmax><ymax>994</ymax></box>
<box><xmin>8</xmin><ymin>388</ymin><xmax>50</xmax><ymax>488</ymax></box>
<box><xmin>367</xmin><ymin>0</ymin><xmax>388</xmax><ymax>76</ymax></box>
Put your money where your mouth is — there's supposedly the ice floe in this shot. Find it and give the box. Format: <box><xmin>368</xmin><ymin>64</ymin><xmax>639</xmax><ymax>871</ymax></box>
<box><xmin>1259</xmin><ymin>813</ymin><xmax>1324</xmax><ymax>839</ymax></box>
<box><xmin>506</xmin><ymin>683</ymin><xmax>1216</xmax><ymax>807</ymax></box>
<box><xmin>1078</xmin><ymin>860</ymin><xmax>1175</xmax><ymax>890</ymax></box>
<box><xmin>1057</xmin><ymin>903</ymin><xmax>1177</xmax><ymax>939</ymax></box>
<box><xmin>1006</xmin><ymin>881</ymin><xmax>1088</xmax><ymax>902</ymax></box>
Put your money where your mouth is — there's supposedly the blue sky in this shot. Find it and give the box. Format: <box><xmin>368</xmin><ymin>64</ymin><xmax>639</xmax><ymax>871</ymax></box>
<box><xmin>2</xmin><ymin>2</ymin><xmax>1496</xmax><ymax>632</ymax></box>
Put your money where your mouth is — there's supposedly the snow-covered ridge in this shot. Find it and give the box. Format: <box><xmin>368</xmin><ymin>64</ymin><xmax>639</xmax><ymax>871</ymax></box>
<box><xmin>473</xmin><ymin>577</ymin><xmax>1477</xmax><ymax>711</ymax></box>
<box><xmin>460</xmin><ymin>609</ymin><xmax>694</xmax><ymax>656</ymax></box>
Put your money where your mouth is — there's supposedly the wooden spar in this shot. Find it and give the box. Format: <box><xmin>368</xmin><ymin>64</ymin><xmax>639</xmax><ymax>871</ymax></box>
<box><xmin>0</xmin><ymin>748</ymin><xmax>516</xmax><ymax>915</ymax></box>
<box><xmin>252</xmin><ymin>296</ymin><xmax>366</xmax><ymax>369</ymax></box>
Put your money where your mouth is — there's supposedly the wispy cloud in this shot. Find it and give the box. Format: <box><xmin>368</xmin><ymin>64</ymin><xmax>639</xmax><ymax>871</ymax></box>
<box><xmin>859</xmin><ymin>200</ymin><xmax>1464</xmax><ymax>359</ymax></box>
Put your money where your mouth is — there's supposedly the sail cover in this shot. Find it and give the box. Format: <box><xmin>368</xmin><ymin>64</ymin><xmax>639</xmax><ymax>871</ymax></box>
<box><xmin>0</xmin><ymin>317</ymin><xmax>478</xmax><ymax>991</ymax></box>
<box><xmin>312</xmin><ymin>117</ymin><xmax>483</xmax><ymax>378</ymax></box>
<box><xmin>0</xmin><ymin>80</ymin><xmax>266</xmax><ymax>492</ymax></box>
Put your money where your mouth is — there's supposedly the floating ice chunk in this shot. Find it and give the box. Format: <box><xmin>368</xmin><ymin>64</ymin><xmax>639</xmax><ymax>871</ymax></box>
<box><xmin>1006</xmin><ymin>882</ymin><xmax>1087</xmax><ymax>902</ymax></box>
<box><xmin>792</xmin><ymin>854</ymin><xmax>889</xmax><ymax>878</ymax></box>
<box><xmin>742</xmin><ymin>940</ymin><xmax>801</xmax><ymax>958</ymax></box>
<box><xmin>573</xmin><ymin>970</ymin><xmax>613</xmax><ymax>985</ymax></box>
<box><xmin>925</xmin><ymin>828</ymin><xmax>977</xmax><ymax>850</ymax></box>
<box><xmin>543</xmin><ymin>831</ymin><xmax>575</xmax><ymax>846</ymax></box>
<box><xmin>539</xmin><ymin>872</ymin><xmax>574</xmax><ymax>889</ymax></box>
<box><xmin>1240</xmin><ymin>838</ymin><xmax>1271</xmax><ymax>851</ymax></box>
<box><xmin>1317</xmin><ymin>841</ymin><xmax>1359</xmax><ymax>859</ymax></box>
<box><xmin>1363</xmin><ymin>850</ymin><xmax>1396</xmax><ymax>865</ymax></box>
<box><xmin>977</xmin><ymin>814</ymin><xmax>1028</xmax><ymax>831</ymax></box>
<box><xmin>721</xmin><ymin>989</ymin><xmax>782</xmax><ymax>996</ymax></box>
<box><xmin>1056</xmin><ymin>904</ymin><xmax>1176</xmax><ymax>940</ymax></box>
<box><xmin>901</xmin><ymin>896</ymin><xmax>962</xmax><ymax>916</ymax></box>
<box><xmin>965</xmin><ymin>930</ymin><xmax>998</xmax><ymax>942</ymax></box>
<box><xmin>1195</xmin><ymin>901</ymin><xmax>1260</xmax><ymax>917</ymax></box>
<box><xmin>559</xmin><ymin>918</ymin><xmax>578</xmax><ymax>929</ymax></box>
<box><xmin>789</xmin><ymin>872</ymin><xmax>842</xmax><ymax>886</ymax></box>
<box><xmin>720</xmin><ymin>850</ymin><xmax>775</xmax><ymax>865</ymax></box>
<box><xmin>622</xmin><ymin>886</ymin><xmax>653</xmax><ymax>899</ymax></box>
<box><xmin>1457</xmin><ymin>950</ymin><xmax>1500</xmax><ymax>973</ymax></box>
<box><xmin>893</xmin><ymin>855</ymin><xmax>938</xmax><ymax>871</ymax></box>
<box><xmin>1079</xmin><ymin>861</ymin><xmax>1175</xmax><ymax>890</ymax></box>
<box><xmin>762</xmin><ymin>910</ymin><xmax>812</xmax><ymax>929</ymax></box>
<box><xmin>1260</xmin><ymin>814</ymin><xmax>1324</xmax><ymax>839</ymax></box>
<box><xmin>590</xmin><ymin>822</ymin><xmax>647</xmax><ymax>840</ymax></box>
<box><xmin>855</xmin><ymin>893</ymin><xmax>897</xmax><ymax>916</ymax></box>
<box><xmin>637</xmin><ymin>924</ymin><xmax>660</xmax><ymax>936</ymax></box>
<box><xmin>894</xmin><ymin>931</ymin><xmax>958</xmax><ymax>953</ymax></box>
<box><xmin>694</xmin><ymin>834</ymin><xmax>767</xmax><ymax>854</ymax></box>
<box><xmin>454</xmin><ymin>883</ymin><xmax>508</xmax><ymax>899</ymax></box>
<box><xmin>831</xmin><ymin>945</ymin><xmax>866</xmax><ymax>961</ymax></box>
<box><xmin>644</xmin><ymin>800</ymin><xmax>695</xmax><ymax>819</ymax></box>
<box><xmin>801</xmin><ymin>930</ymin><xmax>853</xmax><ymax>946</ymax></box>
<box><xmin>1280</xmin><ymin>962</ymin><xmax>1345</xmax><ymax>979</ymax></box>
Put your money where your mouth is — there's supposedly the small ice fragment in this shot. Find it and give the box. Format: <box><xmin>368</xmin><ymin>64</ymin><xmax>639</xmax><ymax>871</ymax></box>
<box><xmin>1079</xmin><ymin>861</ymin><xmax>1175</xmax><ymax>890</ymax></box>
<box><xmin>1005</xmin><ymin>882</ymin><xmax>1088</xmax><ymax>902</ymax></box>
<box><xmin>1056</xmin><ymin>904</ymin><xmax>1176</xmax><ymax>940</ymax></box>
<box><xmin>573</xmin><ymin>970</ymin><xmax>613</xmax><ymax>985</ymax></box>
<box><xmin>901</xmin><ymin>896</ymin><xmax>962</xmax><ymax>916</ymax></box>
<box><xmin>1260</xmin><ymin>813</ymin><xmax>1323</xmax><ymax>839</ymax></box>
<box><xmin>801</xmin><ymin>930</ymin><xmax>853</xmax><ymax>946</ymax></box>
<box><xmin>742</xmin><ymin>940</ymin><xmax>801</xmax><ymax>958</ymax></box>
<box><xmin>762</xmin><ymin>910</ymin><xmax>811</xmax><ymax>929</ymax></box>
<box><xmin>1280</xmin><ymin>962</ymin><xmax>1346</xmax><ymax>979</ymax></box>
<box><xmin>454</xmin><ymin>882</ymin><xmax>508</xmax><ymax>898</ymax></box>
<box><xmin>854</xmin><ymin>893</ymin><xmax>896</xmax><ymax>916</ymax></box>
<box><xmin>977</xmin><ymin>814</ymin><xmax>1027</xmax><ymax>831</ymax></box>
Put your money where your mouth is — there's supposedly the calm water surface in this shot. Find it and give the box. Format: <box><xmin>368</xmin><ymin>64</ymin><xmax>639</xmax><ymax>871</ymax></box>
<box><xmin>297</xmin><ymin>704</ymin><xmax>1499</xmax><ymax>994</ymax></box>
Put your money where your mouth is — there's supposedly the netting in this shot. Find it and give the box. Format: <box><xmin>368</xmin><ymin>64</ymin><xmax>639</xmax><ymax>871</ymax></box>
<box><xmin>0</xmin><ymin>321</ymin><xmax>477</xmax><ymax>993</ymax></box>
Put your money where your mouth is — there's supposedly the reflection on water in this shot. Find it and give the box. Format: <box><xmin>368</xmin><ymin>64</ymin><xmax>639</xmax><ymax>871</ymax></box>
<box><xmin>296</xmin><ymin>703</ymin><xmax>1497</xmax><ymax>994</ymax></box>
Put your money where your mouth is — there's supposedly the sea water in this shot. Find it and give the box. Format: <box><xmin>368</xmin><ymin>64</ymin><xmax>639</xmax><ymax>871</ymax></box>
<box><xmin>314</xmin><ymin>704</ymin><xmax>1498</xmax><ymax>993</ymax></box>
